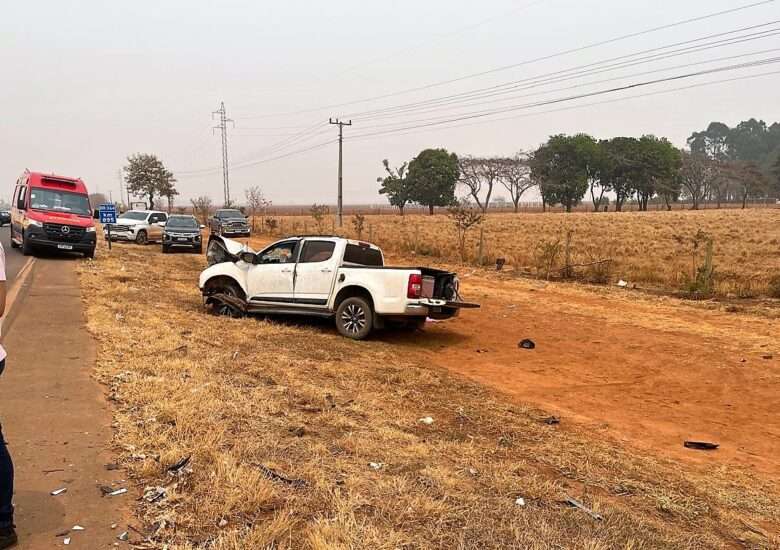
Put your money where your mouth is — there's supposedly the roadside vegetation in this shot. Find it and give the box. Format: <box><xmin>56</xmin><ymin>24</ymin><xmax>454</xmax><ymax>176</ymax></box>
<box><xmin>77</xmin><ymin>239</ymin><xmax>780</xmax><ymax>548</ymax></box>
<box><xmin>253</xmin><ymin>208</ymin><xmax>780</xmax><ymax>299</ymax></box>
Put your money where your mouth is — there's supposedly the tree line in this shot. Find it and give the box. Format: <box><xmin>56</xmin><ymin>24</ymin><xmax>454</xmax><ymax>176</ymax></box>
<box><xmin>378</xmin><ymin>118</ymin><xmax>780</xmax><ymax>214</ymax></box>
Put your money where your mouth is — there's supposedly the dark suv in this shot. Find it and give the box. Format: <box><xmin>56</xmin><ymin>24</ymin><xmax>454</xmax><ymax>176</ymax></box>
<box><xmin>209</xmin><ymin>209</ymin><xmax>250</xmax><ymax>237</ymax></box>
<box><xmin>162</xmin><ymin>215</ymin><xmax>204</xmax><ymax>253</ymax></box>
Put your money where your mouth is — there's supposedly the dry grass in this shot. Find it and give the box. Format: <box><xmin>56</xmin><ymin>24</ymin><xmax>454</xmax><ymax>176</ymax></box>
<box><xmin>254</xmin><ymin>208</ymin><xmax>780</xmax><ymax>298</ymax></box>
<box><xmin>76</xmin><ymin>238</ymin><xmax>780</xmax><ymax>548</ymax></box>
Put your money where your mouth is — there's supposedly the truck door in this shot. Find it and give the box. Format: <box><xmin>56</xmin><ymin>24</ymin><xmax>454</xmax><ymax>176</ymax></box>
<box><xmin>293</xmin><ymin>239</ymin><xmax>338</xmax><ymax>306</ymax></box>
<box><xmin>246</xmin><ymin>239</ymin><xmax>299</xmax><ymax>304</ymax></box>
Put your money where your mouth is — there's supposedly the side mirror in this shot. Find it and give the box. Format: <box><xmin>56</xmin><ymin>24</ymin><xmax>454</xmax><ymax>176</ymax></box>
<box><xmin>93</xmin><ymin>209</ymin><xmax>100</xmax><ymax>219</ymax></box>
<box><xmin>156</xmin><ymin>221</ymin><xmax>166</xmax><ymax>227</ymax></box>
<box><xmin>238</xmin><ymin>251</ymin><xmax>256</xmax><ymax>264</ymax></box>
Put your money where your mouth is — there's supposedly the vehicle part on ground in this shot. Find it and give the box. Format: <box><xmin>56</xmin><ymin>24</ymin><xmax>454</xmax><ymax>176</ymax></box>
<box><xmin>519</xmin><ymin>339</ymin><xmax>536</xmax><ymax>349</ymax></box>
<box><xmin>684</xmin><ymin>440</ymin><xmax>719</xmax><ymax>450</ymax></box>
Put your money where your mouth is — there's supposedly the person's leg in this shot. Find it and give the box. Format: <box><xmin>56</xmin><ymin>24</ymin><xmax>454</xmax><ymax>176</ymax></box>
<box><xmin>0</xmin><ymin>421</ymin><xmax>13</xmax><ymax>530</ymax></box>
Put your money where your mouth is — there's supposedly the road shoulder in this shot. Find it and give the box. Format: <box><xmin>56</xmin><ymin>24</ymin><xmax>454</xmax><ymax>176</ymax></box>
<box><xmin>0</xmin><ymin>258</ymin><xmax>129</xmax><ymax>548</ymax></box>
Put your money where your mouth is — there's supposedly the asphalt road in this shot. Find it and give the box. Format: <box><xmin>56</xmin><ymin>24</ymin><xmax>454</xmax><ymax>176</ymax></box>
<box><xmin>1</xmin><ymin>225</ymin><xmax>27</xmax><ymax>283</ymax></box>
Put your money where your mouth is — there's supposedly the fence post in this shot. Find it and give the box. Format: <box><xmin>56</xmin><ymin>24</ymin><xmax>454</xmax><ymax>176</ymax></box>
<box><xmin>563</xmin><ymin>229</ymin><xmax>573</xmax><ymax>279</ymax></box>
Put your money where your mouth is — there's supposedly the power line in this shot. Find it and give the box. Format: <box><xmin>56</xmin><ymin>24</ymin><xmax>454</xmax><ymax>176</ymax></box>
<box><xmin>343</xmin><ymin>22</ymin><xmax>780</xmax><ymax>122</ymax></box>
<box><xmin>342</xmin><ymin>56</ymin><xmax>780</xmax><ymax>140</ymax></box>
<box><xmin>238</xmin><ymin>0</ymin><xmax>775</xmax><ymax>119</ymax></box>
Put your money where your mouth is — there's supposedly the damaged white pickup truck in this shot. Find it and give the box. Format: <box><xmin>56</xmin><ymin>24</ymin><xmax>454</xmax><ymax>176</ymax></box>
<box><xmin>198</xmin><ymin>235</ymin><xmax>479</xmax><ymax>339</ymax></box>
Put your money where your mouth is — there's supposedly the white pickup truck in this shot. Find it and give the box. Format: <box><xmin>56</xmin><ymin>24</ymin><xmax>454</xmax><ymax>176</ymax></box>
<box><xmin>198</xmin><ymin>235</ymin><xmax>478</xmax><ymax>339</ymax></box>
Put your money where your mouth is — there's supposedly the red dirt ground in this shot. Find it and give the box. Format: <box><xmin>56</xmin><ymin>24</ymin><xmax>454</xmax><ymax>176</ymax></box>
<box><xmin>381</xmin><ymin>273</ymin><xmax>780</xmax><ymax>477</ymax></box>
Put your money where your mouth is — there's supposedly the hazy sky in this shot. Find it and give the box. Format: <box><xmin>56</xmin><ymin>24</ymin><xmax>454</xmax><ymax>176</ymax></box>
<box><xmin>1</xmin><ymin>0</ymin><xmax>778</xmax><ymax>206</ymax></box>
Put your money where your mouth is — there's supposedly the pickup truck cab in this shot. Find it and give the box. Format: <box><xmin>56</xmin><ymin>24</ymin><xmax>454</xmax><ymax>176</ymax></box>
<box><xmin>199</xmin><ymin>235</ymin><xmax>478</xmax><ymax>339</ymax></box>
<box><xmin>209</xmin><ymin>209</ymin><xmax>250</xmax><ymax>237</ymax></box>
<box><xmin>104</xmin><ymin>210</ymin><xmax>168</xmax><ymax>244</ymax></box>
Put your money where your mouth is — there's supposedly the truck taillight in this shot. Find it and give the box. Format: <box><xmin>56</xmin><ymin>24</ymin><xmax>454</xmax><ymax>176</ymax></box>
<box><xmin>407</xmin><ymin>274</ymin><xmax>423</xmax><ymax>299</ymax></box>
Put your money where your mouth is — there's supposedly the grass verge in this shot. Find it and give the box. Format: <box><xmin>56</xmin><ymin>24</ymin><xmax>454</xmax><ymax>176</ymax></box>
<box><xmin>77</xmin><ymin>240</ymin><xmax>779</xmax><ymax>548</ymax></box>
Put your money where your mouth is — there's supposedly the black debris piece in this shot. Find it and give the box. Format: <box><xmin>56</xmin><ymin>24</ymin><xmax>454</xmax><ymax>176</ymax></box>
<box><xmin>518</xmin><ymin>339</ymin><xmax>536</xmax><ymax>350</ymax></box>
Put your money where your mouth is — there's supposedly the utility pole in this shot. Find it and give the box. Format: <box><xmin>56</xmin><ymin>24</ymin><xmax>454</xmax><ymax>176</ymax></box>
<box><xmin>213</xmin><ymin>102</ymin><xmax>234</xmax><ymax>207</ymax></box>
<box><xmin>117</xmin><ymin>169</ymin><xmax>124</xmax><ymax>208</ymax></box>
<box><xmin>329</xmin><ymin>118</ymin><xmax>352</xmax><ymax>227</ymax></box>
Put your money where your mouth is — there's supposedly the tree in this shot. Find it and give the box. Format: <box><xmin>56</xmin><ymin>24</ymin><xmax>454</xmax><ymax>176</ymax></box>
<box><xmin>124</xmin><ymin>153</ymin><xmax>176</xmax><ymax>210</ymax></box>
<box><xmin>687</xmin><ymin>122</ymin><xmax>731</xmax><ymax>161</ymax></box>
<box><xmin>458</xmin><ymin>156</ymin><xmax>503</xmax><ymax>213</ymax></box>
<box><xmin>406</xmin><ymin>148</ymin><xmax>459</xmax><ymax>215</ymax></box>
<box><xmin>447</xmin><ymin>198</ymin><xmax>484</xmax><ymax>262</ymax></box>
<box><xmin>634</xmin><ymin>136</ymin><xmax>681</xmax><ymax>211</ymax></box>
<box><xmin>496</xmin><ymin>153</ymin><xmax>534</xmax><ymax>213</ymax></box>
<box><xmin>88</xmin><ymin>193</ymin><xmax>108</xmax><ymax>208</ymax></box>
<box><xmin>600</xmin><ymin>137</ymin><xmax>639</xmax><ymax>211</ymax></box>
<box><xmin>190</xmin><ymin>196</ymin><xmax>212</xmax><ymax>224</ymax></box>
<box><xmin>679</xmin><ymin>152</ymin><xmax>717</xmax><ymax>210</ymax></box>
<box><xmin>310</xmin><ymin>204</ymin><xmax>329</xmax><ymax>233</ymax></box>
<box><xmin>245</xmin><ymin>186</ymin><xmax>270</xmax><ymax>231</ymax></box>
<box><xmin>377</xmin><ymin>159</ymin><xmax>411</xmax><ymax>215</ymax></box>
<box><xmin>725</xmin><ymin>161</ymin><xmax>769</xmax><ymax>208</ymax></box>
<box><xmin>530</xmin><ymin>135</ymin><xmax>591</xmax><ymax>212</ymax></box>
<box><xmin>159</xmin><ymin>179</ymin><xmax>179</xmax><ymax>213</ymax></box>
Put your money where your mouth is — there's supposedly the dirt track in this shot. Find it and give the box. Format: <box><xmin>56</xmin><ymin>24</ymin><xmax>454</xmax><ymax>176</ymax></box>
<box><xmin>381</xmin><ymin>273</ymin><xmax>780</xmax><ymax>477</ymax></box>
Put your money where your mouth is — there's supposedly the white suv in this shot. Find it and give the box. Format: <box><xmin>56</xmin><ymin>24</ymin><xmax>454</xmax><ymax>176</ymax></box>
<box><xmin>104</xmin><ymin>210</ymin><xmax>168</xmax><ymax>244</ymax></box>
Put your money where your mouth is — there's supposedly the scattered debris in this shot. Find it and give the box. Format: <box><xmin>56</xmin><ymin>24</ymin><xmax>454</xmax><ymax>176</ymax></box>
<box><xmin>105</xmin><ymin>463</ymin><xmax>120</xmax><ymax>471</ymax></box>
<box><xmin>72</xmin><ymin>525</ymin><xmax>85</xmax><ymax>531</ymax></box>
<box><xmin>288</xmin><ymin>426</ymin><xmax>306</xmax><ymax>437</ymax></box>
<box><xmin>257</xmin><ymin>464</ymin><xmax>307</xmax><ymax>487</ymax></box>
<box><xmin>110</xmin><ymin>523</ymin><xmax>118</xmax><ymax>530</ymax></box>
<box><xmin>617</xmin><ymin>280</ymin><xmax>628</xmax><ymax>288</ymax></box>
<box><xmin>43</xmin><ymin>468</ymin><xmax>65</xmax><ymax>474</ymax></box>
<box><xmin>565</xmin><ymin>495</ymin><xmax>603</xmax><ymax>521</ymax></box>
<box><xmin>368</xmin><ymin>462</ymin><xmax>385</xmax><ymax>471</ymax></box>
<box><xmin>117</xmin><ymin>531</ymin><xmax>129</xmax><ymax>541</ymax></box>
<box><xmin>476</xmin><ymin>348</ymin><xmax>489</xmax><ymax>353</ymax></box>
<box><xmin>496</xmin><ymin>258</ymin><xmax>506</xmax><ymax>271</ymax></box>
<box><xmin>99</xmin><ymin>485</ymin><xmax>114</xmax><ymax>496</ymax></box>
<box><xmin>518</xmin><ymin>339</ymin><xmax>536</xmax><ymax>350</ymax></box>
<box><xmin>543</xmin><ymin>416</ymin><xmax>560</xmax><ymax>425</ymax></box>
<box><xmin>418</xmin><ymin>416</ymin><xmax>434</xmax><ymax>425</ymax></box>
<box><xmin>684</xmin><ymin>440</ymin><xmax>719</xmax><ymax>451</ymax></box>
<box><xmin>63</xmin><ymin>537</ymin><xmax>71</xmax><ymax>545</ymax></box>
<box><xmin>325</xmin><ymin>394</ymin><xmax>337</xmax><ymax>408</ymax></box>
<box><xmin>218</xmin><ymin>518</ymin><xmax>228</xmax><ymax>528</ymax></box>
<box><xmin>762</xmin><ymin>354</ymin><xmax>773</xmax><ymax>360</ymax></box>
<box><xmin>56</xmin><ymin>529</ymin><xmax>70</xmax><ymax>537</ymax></box>
<box><xmin>108</xmin><ymin>488</ymin><xmax>128</xmax><ymax>496</ymax></box>
<box><xmin>51</xmin><ymin>488</ymin><xmax>67</xmax><ymax>496</ymax></box>
<box><xmin>515</xmin><ymin>497</ymin><xmax>526</xmax><ymax>506</ymax></box>
<box><xmin>143</xmin><ymin>486</ymin><xmax>168</xmax><ymax>503</ymax></box>
<box><xmin>167</xmin><ymin>456</ymin><xmax>191</xmax><ymax>473</ymax></box>
<box><xmin>467</xmin><ymin>468</ymin><xmax>478</xmax><ymax>476</ymax></box>
<box><xmin>232</xmin><ymin>350</ymin><xmax>239</xmax><ymax>360</ymax></box>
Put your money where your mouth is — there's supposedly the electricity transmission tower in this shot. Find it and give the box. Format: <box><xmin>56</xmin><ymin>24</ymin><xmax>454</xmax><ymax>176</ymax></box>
<box><xmin>329</xmin><ymin>118</ymin><xmax>352</xmax><ymax>228</ymax></box>
<box><xmin>213</xmin><ymin>102</ymin><xmax>234</xmax><ymax>206</ymax></box>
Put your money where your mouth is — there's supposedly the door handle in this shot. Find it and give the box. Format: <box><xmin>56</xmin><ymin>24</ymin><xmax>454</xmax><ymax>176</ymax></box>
<box><xmin>320</xmin><ymin>268</ymin><xmax>332</xmax><ymax>273</ymax></box>
<box><xmin>281</xmin><ymin>268</ymin><xmax>293</xmax><ymax>273</ymax></box>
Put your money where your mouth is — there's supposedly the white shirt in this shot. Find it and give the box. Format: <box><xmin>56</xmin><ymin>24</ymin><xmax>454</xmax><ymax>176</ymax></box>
<box><xmin>0</xmin><ymin>242</ymin><xmax>6</xmax><ymax>362</ymax></box>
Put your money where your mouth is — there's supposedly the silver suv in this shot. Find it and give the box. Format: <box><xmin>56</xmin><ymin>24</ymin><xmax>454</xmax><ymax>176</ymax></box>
<box><xmin>104</xmin><ymin>210</ymin><xmax>168</xmax><ymax>244</ymax></box>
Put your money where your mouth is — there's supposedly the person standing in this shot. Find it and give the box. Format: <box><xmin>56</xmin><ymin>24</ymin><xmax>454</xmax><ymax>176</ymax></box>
<box><xmin>0</xmin><ymin>239</ymin><xmax>15</xmax><ymax>549</ymax></box>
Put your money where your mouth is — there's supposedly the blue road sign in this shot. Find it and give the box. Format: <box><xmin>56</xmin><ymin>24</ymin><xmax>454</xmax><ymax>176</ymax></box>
<box><xmin>99</xmin><ymin>203</ymin><xmax>117</xmax><ymax>224</ymax></box>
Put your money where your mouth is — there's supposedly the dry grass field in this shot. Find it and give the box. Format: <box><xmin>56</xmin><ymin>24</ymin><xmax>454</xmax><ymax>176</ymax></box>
<box><xmin>76</xmin><ymin>237</ymin><xmax>780</xmax><ymax>549</ymax></box>
<box><xmin>256</xmin><ymin>208</ymin><xmax>780</xmax><ymax>298</ymax></box>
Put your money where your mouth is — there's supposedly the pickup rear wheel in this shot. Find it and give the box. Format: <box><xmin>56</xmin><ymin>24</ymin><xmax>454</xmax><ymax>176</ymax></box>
<box><xmin>135</xmin><ymin>230</ymin><xmax>148</xmax><ymax>245</ymax></box>
<box><xmin>336</xmin><ymin>297</ymin><xmax>373</xmax><ymax>340</ymax></box>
